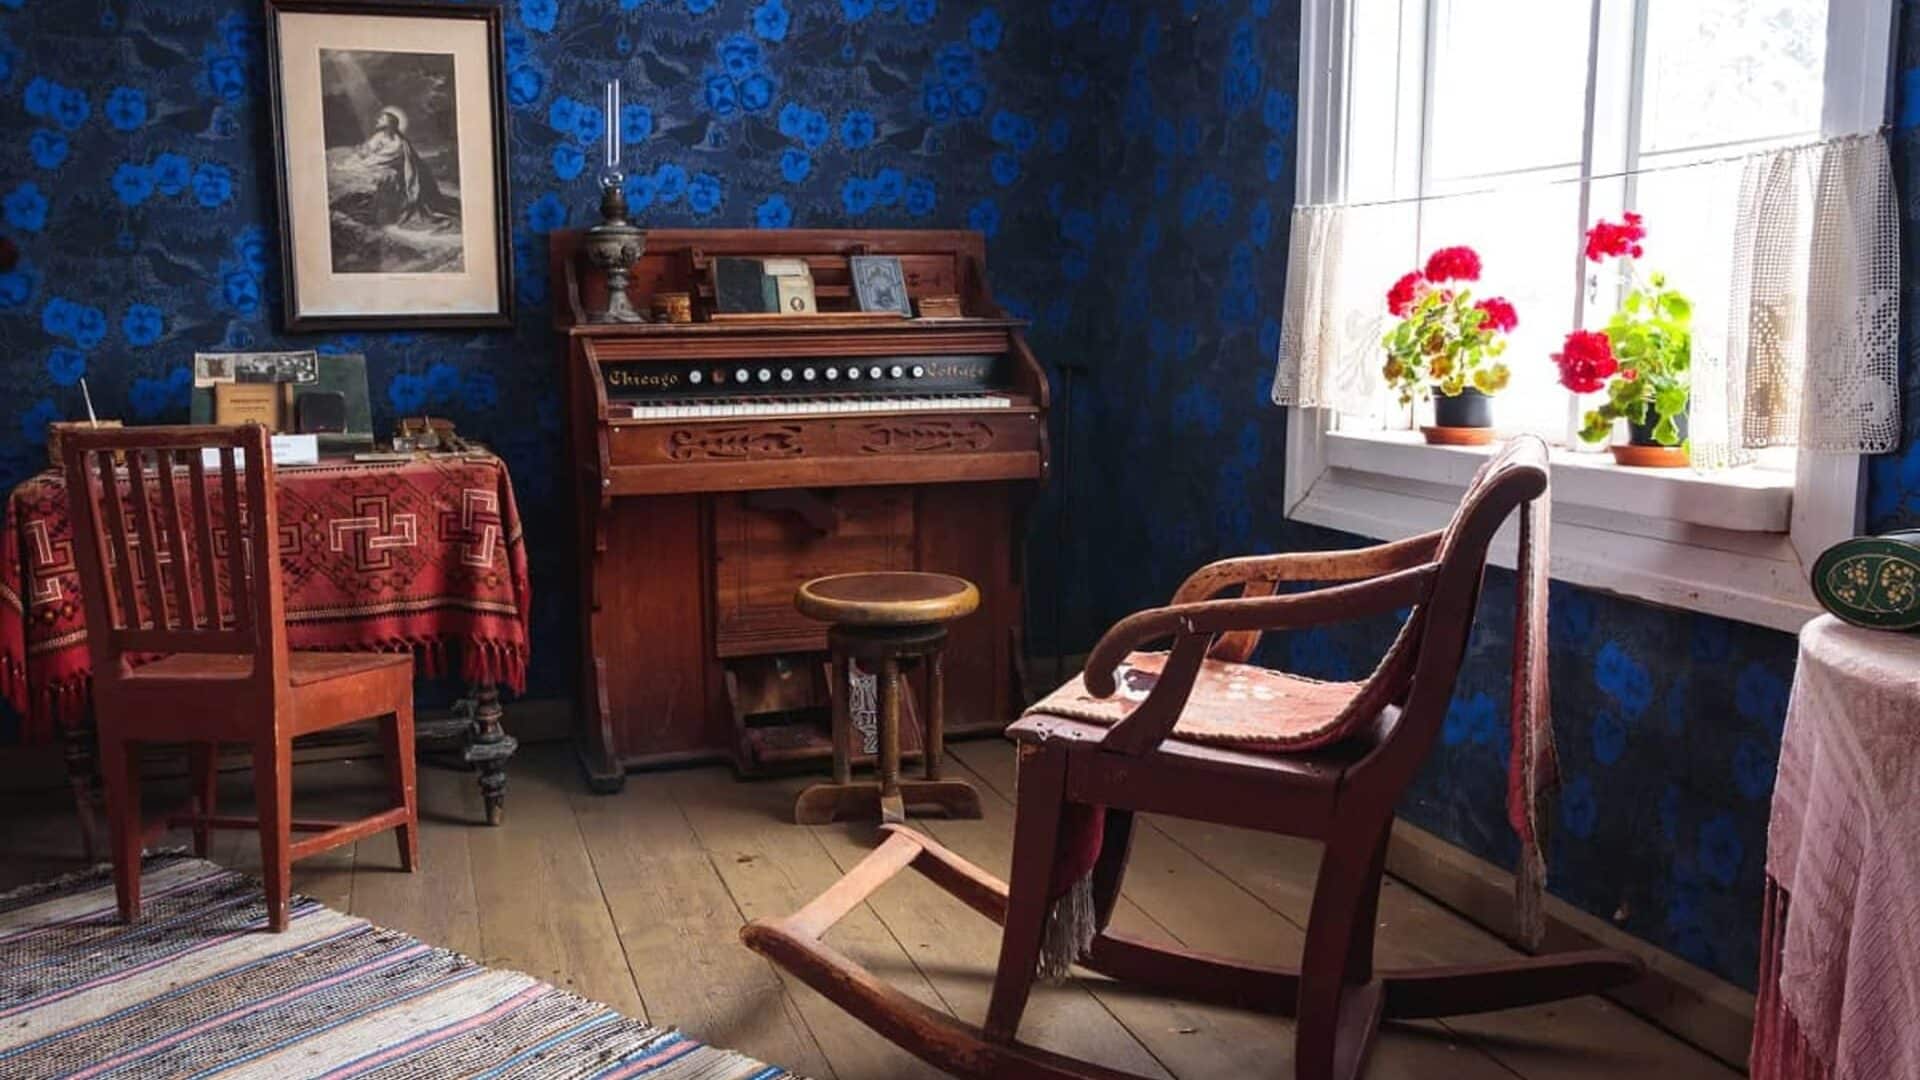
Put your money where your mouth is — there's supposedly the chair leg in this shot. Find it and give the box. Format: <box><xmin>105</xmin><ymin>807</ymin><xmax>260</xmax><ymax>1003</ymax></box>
<box><xmin>1294</xmin><ymin>821</ymin><xmax>1391</xmax><ymax>1080</ymax></box>
<box><xmin>983</xmin><ymin>744</ymin><xmax>1069</xmax><ymax>1043</ymax></box>
<box><xmin>253</xmin><ymin>739</ymin><xmax>293</xmax><ymax>932</ymax></box>
<box><xmin>381</xmin><ymin>700</ymin><xmax>419</xmax><ymax>873</ymax></box>
<box><xmin>188</xmin><ymin>742</ymin><xmax>217</xmax><ymax>858</ymax></box>
<box><xmin>1345</xmin><ymin>820</ymin><xmax>1392</xmax><ymax>981</ymax></box>
<box><xmin>1089</xmin><ymin>808</ymin><xmax>1136</xmax><ymax>933</ymax></box>
<box><xmin>98</xmin><ymin>733</ymin><xmax>142</xmax><ymax>924</ymax></box>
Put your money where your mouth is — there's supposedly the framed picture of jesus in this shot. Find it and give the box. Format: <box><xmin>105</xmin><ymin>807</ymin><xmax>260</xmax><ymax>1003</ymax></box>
<box><xmin>266</xmin><ymin>0</ymin><xmax>513</xmax><ymax>331</ymax></box>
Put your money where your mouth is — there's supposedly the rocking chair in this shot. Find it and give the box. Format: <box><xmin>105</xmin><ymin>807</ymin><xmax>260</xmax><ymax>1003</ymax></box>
<box><xmin>742</xmin><ymin>436</ymin><xmax>1643</xmax><ymax>1079</ymax></box>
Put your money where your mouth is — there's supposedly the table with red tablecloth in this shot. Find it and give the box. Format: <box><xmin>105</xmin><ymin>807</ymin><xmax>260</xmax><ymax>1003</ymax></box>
<box><xmin>0</xmin><ymin>452</ymin><xmax>531</xmax><ymax>824</ymax></box>
<box><xmin>1751</xmin><ymin>616</ymin><xmax>1920</xmax><ymax>1080</ymax></box>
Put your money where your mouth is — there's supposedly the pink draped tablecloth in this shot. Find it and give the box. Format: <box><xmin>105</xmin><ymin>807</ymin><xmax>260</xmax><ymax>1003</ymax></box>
<box><xmin>1752</xmin><ymin>616</ymin><xmax>1920</xmax><ymax>1080</ymax></box>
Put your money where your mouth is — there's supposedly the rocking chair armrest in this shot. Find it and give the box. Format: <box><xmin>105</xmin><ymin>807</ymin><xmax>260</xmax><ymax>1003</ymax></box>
<box><xmin>1170</xmin><ymin>531</ymin><xmax>1445</xmax><ymax>605</ymax></box>
<box><xmin>1086</xmin><ymin>561</ymin><xmax>1438</xmax><ymax>705</ymax></box>
<box><xmin>1090</xmin><ymin>565</ymin><xmax>1437</xmax><ymax>757</ymax></box>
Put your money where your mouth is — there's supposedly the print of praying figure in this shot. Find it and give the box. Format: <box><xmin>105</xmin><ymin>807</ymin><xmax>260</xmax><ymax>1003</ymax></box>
<box><xmin>354</xmin><ymin>107</ymin><xmax>459</xmax><ymax>230</ymax></box>
<box><xmin>320</xmin><ymin>49</ymin><xmax>466</xmax><ymax>274</ymax></box>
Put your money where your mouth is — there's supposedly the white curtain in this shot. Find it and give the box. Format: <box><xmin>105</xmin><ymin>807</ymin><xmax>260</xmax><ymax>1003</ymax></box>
<box><xmin>1694</xmin><ymin>131</ymin><xmax>1900</xmax><ymax>468</ymax></box>
<box><xmin>1269</xmin><ymin>201</ymin><xmax>1418</xmax><ymax>416</ymax></box>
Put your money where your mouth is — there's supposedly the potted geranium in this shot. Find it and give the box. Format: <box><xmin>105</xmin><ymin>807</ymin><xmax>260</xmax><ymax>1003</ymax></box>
<box><xmin>1556</xmin><ymin>211</ymin><xmax>1692</xmax><ymax>467</ymax></box>
<box><xmin>1380</xmin><ymin>245</ymin><xmax>1517</xmax><ymax>445</ymax></box>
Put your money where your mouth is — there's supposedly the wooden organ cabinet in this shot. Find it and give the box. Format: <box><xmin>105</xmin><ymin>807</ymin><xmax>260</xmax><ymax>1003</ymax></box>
<box><xmin>552</xmin><ymin>229</ymin><xmax>1050</xmax><ymax>791</ymax></box>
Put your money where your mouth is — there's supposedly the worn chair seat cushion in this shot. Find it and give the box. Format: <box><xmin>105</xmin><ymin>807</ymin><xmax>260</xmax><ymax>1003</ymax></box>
<box><xmin>1021</xmin><ymin>650</ymin><xmax>1375</xmax><ymax>753</ymax></box>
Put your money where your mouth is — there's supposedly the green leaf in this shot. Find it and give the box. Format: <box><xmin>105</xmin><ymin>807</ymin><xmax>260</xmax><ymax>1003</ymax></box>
<box><xmin>1624</xmin><ymin>291</ymin><xmax>1644</xmax><ymax>314</ymax></box>
<box><xmin>1652</xmin><ymin>414</ymin><xmax>1681</xmax><ymax>445</ymax></box>
<box><xmin>1660</xmin><ymin>293</ymin><xmax>1691</xmax><ymax>323</ymax></box>
<box><xmin>1654</xmin><ymin>386</ymin><xmax>1688</xmax><ymax>417</ymax></box>
<box><xmin>1578</xmin><ymin>411</ymin><xmax>1612</xmax><ymax>443</ymax></box>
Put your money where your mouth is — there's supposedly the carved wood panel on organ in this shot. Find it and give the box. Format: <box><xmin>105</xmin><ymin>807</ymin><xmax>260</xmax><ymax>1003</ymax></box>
<box><xmin>552</xmin><ymin>228</ymin><xmax>1049</xmax><ymax>788</ymax></box>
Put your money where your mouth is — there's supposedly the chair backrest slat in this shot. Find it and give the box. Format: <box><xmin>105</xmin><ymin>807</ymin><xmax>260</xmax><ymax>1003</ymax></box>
<box><xmin>123</xmin><ymin>450</ymin><xmax>172</xmax><ymax>631</ymax></box>
<box><xmin>218</xmin><ymin>445</ymin><xmax>253</xmax><ymax>639</ymax></box>
<box><xmin>154</xmin><ymin>448</ymin><xmax>199</xmax><ymax>631</ymax></box>
<box><xmin>93</xmin><ymin>449</ymin><xmax>141</xmax><ymax>631</ymax></box>
<box><xmin>61</xmin><ymin>426</ymin><xmax>284</xmax><ymax>681</ymax></box>
<box><xmin>186</xmin><ymin>450</ymin><xmax>222</xmax><ymax>631</ymax></box>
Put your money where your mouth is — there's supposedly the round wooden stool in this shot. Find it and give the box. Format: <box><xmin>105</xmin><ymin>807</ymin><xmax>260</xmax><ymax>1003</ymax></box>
<box><xmin>793</xmin><ymin>572</ymin><xmax>985</xmax><ymax>825</ymax></box>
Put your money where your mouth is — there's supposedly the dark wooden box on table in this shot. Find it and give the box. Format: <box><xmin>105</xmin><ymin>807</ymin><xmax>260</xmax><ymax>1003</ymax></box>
<box><xmin>550</xmin><ymin>228</ymin><xmax>1050</xmax><ymax>789</ymax></box>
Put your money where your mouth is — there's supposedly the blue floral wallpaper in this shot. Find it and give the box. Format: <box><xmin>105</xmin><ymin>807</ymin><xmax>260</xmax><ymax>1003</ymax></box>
<box><xmin>0</xmin><ymin>0</ymin><xmax>1112</xmax><ymax>698</ymax></box>
<box><xmin>4</xmin><ymin>0</ymin><xmax>1919</xmax><ymax>997</ymax></box>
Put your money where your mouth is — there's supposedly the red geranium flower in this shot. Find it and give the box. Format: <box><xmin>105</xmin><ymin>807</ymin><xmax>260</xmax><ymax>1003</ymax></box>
<box><xmin>1553</xmin><ymin>330</ymin><xmax>1618</xmax><ymax>393</ymax></box>
<box><xmin>1424</xmin><ymin>245</ymin><xmax>1482</xmax><ymax>283</ymax></box>
<box><xmin>1386</xmin><ymin>271</ymin><xmax>1425</xmax><ymax>317</ymax></box>
<box><xmin>1584</xmin><ymin>211</ymin><xmax>1646</xmax><ymax>262</ymax></box>
<box><xmin>1473</xmin><ymin>296</ymin><xmax>1518</xmax><ymax>334</ymax></box>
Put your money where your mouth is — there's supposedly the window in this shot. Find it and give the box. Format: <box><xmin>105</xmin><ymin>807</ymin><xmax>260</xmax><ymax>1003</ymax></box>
<box><xmin>1340</xmin><ymin>0</ymin><xmax>1834</xmax><ymax>441</ymax></box>
<box><xmin>1287</xmin><ymin>0</ymin><xmax>1895</xmax><ymax>631</ymax></box>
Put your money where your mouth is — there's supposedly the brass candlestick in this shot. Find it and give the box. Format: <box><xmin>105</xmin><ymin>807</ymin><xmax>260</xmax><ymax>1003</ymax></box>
<box><xmin>584</xmin><ymin>181</ymin><xmax>647</xmax><ymax>324</ymax></box>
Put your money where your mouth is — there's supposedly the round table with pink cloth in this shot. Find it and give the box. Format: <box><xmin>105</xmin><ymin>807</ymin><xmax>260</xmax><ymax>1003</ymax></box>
<box><xmin>1752</xmin><ymin>615</ymin><xmax>1920</xmax><ymax>1080</ymax></box>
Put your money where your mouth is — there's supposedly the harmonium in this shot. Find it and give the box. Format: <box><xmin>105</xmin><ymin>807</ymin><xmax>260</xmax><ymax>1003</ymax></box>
<box><xmin>551</xmin><ymin>228</ymin><xmax>1051</xmax><ymax>790</ymax></box>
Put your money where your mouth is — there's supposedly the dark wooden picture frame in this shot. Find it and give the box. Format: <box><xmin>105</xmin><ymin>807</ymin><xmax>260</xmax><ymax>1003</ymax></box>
<box><xmin>265</xmin><ymin>0</ymin><xmax>514</xmax><ymax>332</ymax></box>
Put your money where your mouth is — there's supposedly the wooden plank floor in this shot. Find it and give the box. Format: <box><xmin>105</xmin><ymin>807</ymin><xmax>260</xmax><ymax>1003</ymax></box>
<box><xmin>0</xmin><ymin>741</ymin><xmax>1738</xmax><ymax>1079</ymax></box>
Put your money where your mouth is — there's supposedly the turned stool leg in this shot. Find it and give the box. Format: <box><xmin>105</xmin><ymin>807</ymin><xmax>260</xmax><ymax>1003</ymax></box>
<box><xmin>878</xmin><ymin>657</ymin><xmax>905</xmax><ymax>824</ymax></box>
<box><xmin>830</xmin><ymin>650</ymin><xmax>853</xmax><ymax>786</ymax></box>
<box><xmin>925</xmin><ymin>650</ymin><xmax>945</xmax><ymax>781</ymax></box>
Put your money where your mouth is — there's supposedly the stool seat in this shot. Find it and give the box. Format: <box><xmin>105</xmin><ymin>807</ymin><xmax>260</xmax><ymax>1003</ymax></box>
<box><xmin>796</xmin><ymin>572</ymin><xmax>980</xmax><ymax>627</ymax></box>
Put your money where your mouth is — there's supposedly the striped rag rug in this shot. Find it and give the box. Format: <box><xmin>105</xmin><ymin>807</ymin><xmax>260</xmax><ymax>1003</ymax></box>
<box><xmin>0</xmin><ymin>853</ymin><xmax>798</xmax><ymax>1080</ymax></box>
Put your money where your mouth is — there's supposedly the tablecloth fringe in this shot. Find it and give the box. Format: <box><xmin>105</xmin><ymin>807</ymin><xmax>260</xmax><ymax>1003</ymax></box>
<box><xmin>8</xmin><ymin>664</ymin><xmax>92</xmax><ymax>743</ymax></box>
<box><xmin>303</xmin><ymin>635</ymin><xmax>528</xmax><ymax>698</ymax></box>
<box><xmin>1752</xmin><ymin>877</ymin><xmax>1833</xmax><ymax>1080</ymax></box>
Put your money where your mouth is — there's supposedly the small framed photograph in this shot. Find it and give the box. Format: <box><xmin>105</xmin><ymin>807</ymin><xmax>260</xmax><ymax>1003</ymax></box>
<box><xmin>266</xmin><ymin>0</ymin><xmax>513</xmax><ymax>331</ymax></box>
<box><xmin>850</xmin><ymin>256</ymin><xmax>913</xmax><ymax>317</ymax></box>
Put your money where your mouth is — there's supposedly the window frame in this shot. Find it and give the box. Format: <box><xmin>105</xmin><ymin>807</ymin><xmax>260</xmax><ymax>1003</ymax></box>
<box><xmin>1285</xmin><ymin>0</ymin><xmax>1895</xmax><ymax>634</ymax></box>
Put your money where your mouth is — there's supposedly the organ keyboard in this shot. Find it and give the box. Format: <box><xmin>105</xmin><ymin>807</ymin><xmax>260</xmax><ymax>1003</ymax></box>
<box><xmin>603</xmin><ymin>355</ymin><xmax>1018</xmax><ymax>420</ymax></box>
<box><xmin>614</xmin><ymin>394</ymin><xmax>1015</xmax><ymax>420</ymax></box>
<box><xmin>554</xmin><ymin>229</ymin><xmax>1049</xmax><ymax>788</ymax></box>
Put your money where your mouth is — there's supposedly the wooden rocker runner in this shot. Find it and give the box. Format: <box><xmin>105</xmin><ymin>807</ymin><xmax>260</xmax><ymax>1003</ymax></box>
<box><xmin>743</xmin><ymin>438</ymin><xmax>1644</xmax><ymax>1079</ymax></box>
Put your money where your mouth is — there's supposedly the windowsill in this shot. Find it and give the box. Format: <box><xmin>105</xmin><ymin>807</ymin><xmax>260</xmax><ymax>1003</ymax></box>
<box><xmin>1286</xmin><ymin>420</ymin><xmax>1860</xmax><ymax>634</ymax></box>
<box><xmin>1324</xmin><ymin>429</ymin><xmax>1794</xmax><ymax>533</ymax></box>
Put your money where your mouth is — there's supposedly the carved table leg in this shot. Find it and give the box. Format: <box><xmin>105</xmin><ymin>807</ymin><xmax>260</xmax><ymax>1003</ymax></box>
<box><xmin>464</xmin><ymin>683</ymin><xmax>518</xmax><ymax>826</ymax></box>
<box><xmin>63</xmin><ymin>722</ymin><xmax>101</xmax><ymax>861</ymax></box>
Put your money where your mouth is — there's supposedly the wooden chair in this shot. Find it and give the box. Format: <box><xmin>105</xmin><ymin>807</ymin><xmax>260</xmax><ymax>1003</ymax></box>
<box><xmin>62</xmin><ymin>424</ymin><xmax>418</xmax><ymax>932</ymax></box>
<box><xmin>743</xmin><ymin>436</ymin><xmax>1643</xmax><ymax>1079</ymax></box>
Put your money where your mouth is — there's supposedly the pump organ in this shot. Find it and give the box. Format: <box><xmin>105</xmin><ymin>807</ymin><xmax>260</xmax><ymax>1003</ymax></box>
<box><xmin>552</xmin><ymin>229</ymin><xmax>1049</xmax><ymax>789</ymax></box>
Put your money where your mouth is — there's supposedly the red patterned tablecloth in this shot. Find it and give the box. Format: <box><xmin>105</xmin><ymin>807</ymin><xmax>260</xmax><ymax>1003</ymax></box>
<box><xmin>0</xmin><ymin>454</ymin><xmax>531</xmax><ymax>744</ymax></box>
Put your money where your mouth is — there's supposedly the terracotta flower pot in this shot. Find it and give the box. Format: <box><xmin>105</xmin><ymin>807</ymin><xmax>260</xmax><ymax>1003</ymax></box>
<box><xmin>1611</xmin><ymin>411</ymin><xmax>1688</xmax><ymax>467</ymax></box>
<box><xmin>1422</xmin><ymin>388</ymin><xmax>1497</xmax><ymax>446</ymax></box>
